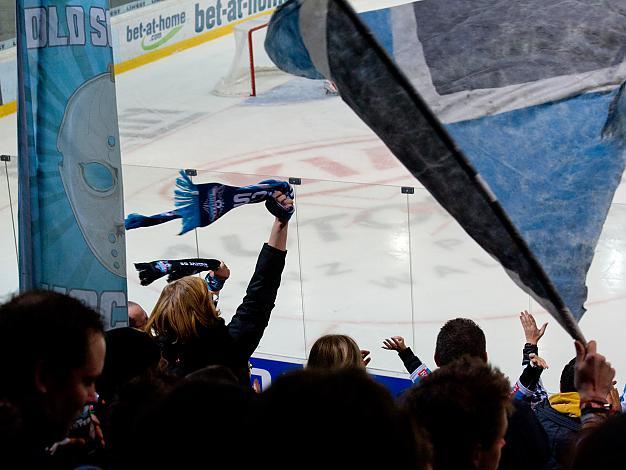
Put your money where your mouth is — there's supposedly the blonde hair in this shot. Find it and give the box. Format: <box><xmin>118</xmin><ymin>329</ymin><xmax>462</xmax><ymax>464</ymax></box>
<box><xmin>144</xmin><ymin>276</ymin><xmax>218</xmax><ymax>342</ymax></box>
<box><xmin>307</xmin><ymin>334</ymin><xmax>363</xmax><ymax>369</ymax></box>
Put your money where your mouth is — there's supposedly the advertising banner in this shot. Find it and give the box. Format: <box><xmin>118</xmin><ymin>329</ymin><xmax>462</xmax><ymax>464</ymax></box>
<box><xmin>112</xmin><ymin>0</ymin><xmax>286</xmax><ymax>63</ymax></box>
<box><xmin>16</xmin><ymin>0</ymin><xmax>128</xmax><ymax>328</ymax></box>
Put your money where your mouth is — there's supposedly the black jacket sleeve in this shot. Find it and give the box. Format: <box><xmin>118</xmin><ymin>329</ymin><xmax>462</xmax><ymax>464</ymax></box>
<box><xmin>522</xmin><ymin>343</ymin><xmax>538</xmax><ymax>366</ymax></box>
<box><xmin>227</xmin><ymin>243</ymin><xmax>286</xmax><ymax>358</ymax></box>
<box><xmin>398</xmin><ymin>347</ymin><xmax>423</xmax><ymax>375</ymax></box>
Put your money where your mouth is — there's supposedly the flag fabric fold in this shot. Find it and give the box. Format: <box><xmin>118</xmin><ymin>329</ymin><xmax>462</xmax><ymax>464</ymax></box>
<box><xmin>265</xmin><ymin>0</ymin><xmax>626</xmax><ymax>339</ymax></box>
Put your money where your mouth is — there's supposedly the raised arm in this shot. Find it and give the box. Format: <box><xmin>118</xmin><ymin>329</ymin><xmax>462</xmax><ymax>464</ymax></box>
<box><xmin>520</xmin><ymin>310</ymin><xmax>547</xmax><ymax>365</ymax></box>
<box><xmin>382</xmin><ymin>336</ymin><xmax>431</xmax><ymax>384</ymax></box>
<box><xmin>516</xmin><ymin>311</ymin><xmax>549</xmax><ymax>404</ymax></box>
<box><xmin>227</xmin><ymin>191</ymin><xmax>293</xmax><ymax>357</ymax></box>
<box><xmin>575</xmin><ymin>340</ymin><xmax>615</xmax><ymax>432</ymax></box>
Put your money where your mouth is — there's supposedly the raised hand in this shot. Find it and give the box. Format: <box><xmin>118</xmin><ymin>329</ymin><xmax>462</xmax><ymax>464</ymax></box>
<box><xmin>274</xmin><ymin>191</ymin><xmax>294</xmax><ymax>210</ymax></box>
<box><xmin>382</xmin><ymin>336</ymin><xmax>407</xmax><ymax>352</ymax></box>
<box><xmin>266</xmin><ymin>190</ymin><xmax>294</xmax><ymax>223</ymax></box>
<box><xmin>210</xmin><ymin>261</ymin><xmax>230</xmax><ymax>280</ymax></box>
<box><xmin>575</xmin><ymin>340</ymin><xmax>615</xmax><ymax>404</ymax></box>
<box><xmin>361</xmin><ymin>350</ymin><xmax>371</xmax><ymax>367</ymax></box>
<box><xmin>520</xmin><ymin>310</ymin><xmax>547</xmax><ymax>345</ymax></box>
<box><xmin>528</xmin><ymin>353</ymin><xmax>549</xmax><ymax>370</ymax></box>
<box><xmin>607</xmin><ymin>384</ymin><xmax>621</xmax><ymax>414</ymax></box>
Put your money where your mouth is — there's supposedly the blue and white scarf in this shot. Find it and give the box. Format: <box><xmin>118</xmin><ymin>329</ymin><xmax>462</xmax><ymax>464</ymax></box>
<box><xmin>125</xmin><ymin>171</ymin><xmax>295</xmax><ymax>234</ymax></box>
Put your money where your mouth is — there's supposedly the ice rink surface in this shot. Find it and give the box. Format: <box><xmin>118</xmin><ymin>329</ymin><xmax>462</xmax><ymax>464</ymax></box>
<box><xmin>1</xmin><ymin>0</ymin><xmax>625</xmax><ymax>391</ymax></box>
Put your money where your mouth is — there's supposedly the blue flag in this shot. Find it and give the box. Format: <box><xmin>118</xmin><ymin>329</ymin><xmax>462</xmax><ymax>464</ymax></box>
<box><xmin>265</xmin><ymin>0</ymin><xmax>626</xmax><ymax>339</ymax></box>
<box><xmin>16</xmin><ymin>0</ymin><xmax>128</xmax><ymax>327</ymax></box>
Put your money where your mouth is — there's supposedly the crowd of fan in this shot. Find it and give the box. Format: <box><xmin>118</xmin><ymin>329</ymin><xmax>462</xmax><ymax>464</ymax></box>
<box><xmin>0</xmin><ymin>193</ymin><xmax>623</xmax><ymax>469</ymax></box>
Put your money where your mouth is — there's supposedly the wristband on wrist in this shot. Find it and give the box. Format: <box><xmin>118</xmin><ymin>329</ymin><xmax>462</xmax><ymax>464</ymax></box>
<box><xmin>580</xmin><ymin>400</ymin><xmax>612</xmax><ymax>414</ymax></box>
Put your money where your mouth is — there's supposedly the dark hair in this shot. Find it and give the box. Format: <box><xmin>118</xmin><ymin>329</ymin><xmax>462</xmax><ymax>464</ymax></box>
<box><xmin>184</xmin><ymin>365</ymin><xmax>239</xmax><ymax>384</ymax></box>
<box><xmin>259</xmin><ymin>368</ymin><xmax>426</xmax><ymax>468</ymax></box>
<box><xmin>97</xmin><ymin>327</ymin><xmax>162</xmax><ymax>403</ymax></box>
<box><xmin>401</xmin><ymin>356</ymin><xmax>511</xmax><ymax>470</ymax></box>
<box><xmin>0</xmin><ymin>291</ymin><xmax>104</xmax><ymax>401</ymax></box>
<box><xmin>435</xmin><ymin>318</ymin><xmax>486</xmax><ymax>366</ymax></box>
<box><xmin>560</xmin><ymin>357</ymin><xmax>577</xmax><ymax>393</ymax></box>
<box><xmin>572</xmin><ymin>414</ymin><xmax>626</xmax><ymax>469</ymax></box>
<box><xmin>105</xmin><ymin>371</ymin><xmax>178</xmax><ymax>469</ymax></box>
<box><xmin>128</xmin><ymin>378</ymin><xmax>257</xmax><ymax>468</ymax></box>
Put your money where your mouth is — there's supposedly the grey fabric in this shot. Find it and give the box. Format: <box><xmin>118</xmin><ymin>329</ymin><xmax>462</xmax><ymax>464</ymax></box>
<box><xmin>413</xmin><ymin>0</ymin><xmax>626</xmax><ymax>95</ymax></box>
<box><xmin>391</xmin><ymin>1</ymin><xmax>626</xmax><ymax>123</ymax></box>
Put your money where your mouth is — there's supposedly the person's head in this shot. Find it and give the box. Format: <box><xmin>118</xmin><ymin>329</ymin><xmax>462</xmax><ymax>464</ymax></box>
<box><xmin>97</xmin><ymin>327</ymin><xmax>162</xmax><ymax>404</ymax></box>
<box><xmin>128</xmin><ymin>301</ymin><xmax>148</xmax><ymax>329</ymax></box>
<box><xmin>0</xmin><ymin>291</ymin><xmax>105</xmax><ymax>441</ymax></box>
<box><xmin>572</xmin><ymin>414</ymin><xmax>626</xmax><ymax>469</ymax></box>
<box><xmin>401</xmin><ymin>356</ymin><xmax>511</xmax><ymax>470</ymax></box>
<box><xmin>434</xmin><ymin>318</ymin><xmax>487</xmax><ymax>366</ymax></box>
<box><xmin>185</xmin><ymin>365</ymin><xmax>239</xmax><ymax>385</ymax></box>
<box><xmin>131</xmin><ymin>378</ymin><xmax>257</xmax><ymax>468</ymax></box>
<box><xmin>260</xmin><ymin>368</ymin><xmax>426</xmax><ymax>468</ymax></box>
<box><xmin>145</xmin><ymin>276</ymin><xmax>219</xmax><ymax>341</ymax></box>
<box><xmin>105</xmin><ymin>371</ymin><xmax>178</xmax><ymax>468</ymax></box>
<box><xmin>560</xmin><ymin>357</ymin><xmax>577</xmax><ymax>393</ymax></box>
<box><xmin>307</xmin><ymin>334</ymin><xmax>362</xmax><ymax>369</ymax></box>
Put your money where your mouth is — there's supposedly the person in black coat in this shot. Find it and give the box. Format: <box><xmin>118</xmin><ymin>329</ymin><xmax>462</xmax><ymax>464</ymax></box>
<box><xmin>145</xmin><ymin>190</ymin><xmax>293</xmax><ymax>387</ymax></box>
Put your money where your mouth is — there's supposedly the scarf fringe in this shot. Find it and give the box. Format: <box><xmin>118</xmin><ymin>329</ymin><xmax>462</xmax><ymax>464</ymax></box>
<box><xmin>174</xmin><ymin>170</ymin><xmax>201</xmax><ymax>235</ymax></box>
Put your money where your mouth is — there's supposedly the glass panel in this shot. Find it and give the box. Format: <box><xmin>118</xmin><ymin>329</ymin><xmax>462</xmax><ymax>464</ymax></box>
<box><xmin>123</xmin><ymin>164</ymin><xmax>199</xmax><ymax>320</ymax></box>
<box><xmin>409</xmin><ymin>188</ymin><xmax>530</xmax><ymax>382</ymax></box>
<box><xmin>297</xmin><ymin>179</ymin><xmax>413</xmax><ymax>373</ymax></box>
<box><xmin>0</xmin><ymin>157</ymin><xmax>18</xmax><ymax>300</ymax></box>
<box><xmin>193</xmin><ymin>169</ymin><xmax>306</xmax><ymax>360</ymax></box>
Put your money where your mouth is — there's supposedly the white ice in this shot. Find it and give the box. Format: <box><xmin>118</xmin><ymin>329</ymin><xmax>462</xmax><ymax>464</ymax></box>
<box><xmin>1</xmin><ymin>5</ymin><xmax>625</xmax><ymax>392</ymax></box>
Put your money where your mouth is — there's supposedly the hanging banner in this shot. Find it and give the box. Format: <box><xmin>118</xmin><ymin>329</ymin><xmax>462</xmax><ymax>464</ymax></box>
<box><xmin>16</xmin><ymin>0</ymin><xmax>128</xmax><ymax>328</ymax></box>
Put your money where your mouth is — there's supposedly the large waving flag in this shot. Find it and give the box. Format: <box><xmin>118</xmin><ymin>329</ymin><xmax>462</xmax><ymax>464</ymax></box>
<box><xmin>265</xmin><ymin>0</ymin><xmax>626</xmax><ymax>340</ymax></box>
<box><xmin>17</xmin><ymin>0</ymin><xmax>128</xmax><ymax>327</ymax></box>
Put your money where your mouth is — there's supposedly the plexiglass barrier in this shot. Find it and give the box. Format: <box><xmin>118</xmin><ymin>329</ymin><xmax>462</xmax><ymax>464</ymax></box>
<box><xmin>0</xmin><ymin>156</ymin><xmax>17</xmax><ymax>301</ymax></box>
<box><xmin>2</xmin><ymin>159</ymin><xmax>626</xmax><ymax>391</ymax></box>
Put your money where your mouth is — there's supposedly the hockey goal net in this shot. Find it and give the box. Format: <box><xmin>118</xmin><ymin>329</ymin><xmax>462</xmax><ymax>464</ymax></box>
<box><xmin>213</xmin><ymin>18</ymin><xmax>287</xmax><ymax>97</ymax></box>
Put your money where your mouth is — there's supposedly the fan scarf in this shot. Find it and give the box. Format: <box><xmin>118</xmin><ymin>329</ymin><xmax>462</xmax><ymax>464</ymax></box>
<box><xmin>125</xmin><ymin>171</ymin><xmax>295</xmax><ymax>234</ymax></box>
<box><xmin>134</xmin><ymin>258</ymin><xmax>223</xmax><ymax>286</ymax></box>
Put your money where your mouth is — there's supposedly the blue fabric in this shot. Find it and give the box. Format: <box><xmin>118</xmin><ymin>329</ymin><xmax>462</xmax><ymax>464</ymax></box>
<box><xmin>446</xmin><ymin>89</ymin><xmax>626</xmax><ymax>319</ymax></box>
<box><xmin>125</xmin><ymin>210</ymin><xmax>181</xmax><ymax>229</ymax></box>
<box><xmin>360</xmin><ymin>9</ymin><xmax>393</xmax><ymax>56</ymax></box>
<box><xmin>16</xmin><ymin>0</ymin><xmax>128</xmax><ymax>327</ymax></box>
<box><xmin>206</xmin><ymin>273</ymin><xmax>226</xmax><ymax>292</ymax></box>
<box><xmin>126</xmin><ymin>171</ymin><xmax>294</xmax><ymax>234</ymax></box>
<box><xmin>264</xmin><ymin>0</ymin><xmax>324</xmax><ymax>79</ymax></box>
<box><xmin>265</xmin><ymin>0</ymin><xmax>626</xmax><ymax>328</ymax></box>
<box><xmin>447</xmin><ymin>91</ymin><xmax>625</xmax><ymax>319</ymax></box>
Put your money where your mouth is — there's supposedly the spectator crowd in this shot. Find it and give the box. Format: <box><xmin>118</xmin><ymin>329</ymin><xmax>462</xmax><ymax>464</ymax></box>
<box><xmin>0</xmin><ymin>191</ymin><xmax>623</xmax><ymax>469</ymax></box>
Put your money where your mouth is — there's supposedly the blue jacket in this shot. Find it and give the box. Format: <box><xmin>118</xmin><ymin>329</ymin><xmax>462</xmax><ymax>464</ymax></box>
<box><xmin>534</xmin><ymin>395</ymin><xmax>581</xmax><ymax>470</ymax></box>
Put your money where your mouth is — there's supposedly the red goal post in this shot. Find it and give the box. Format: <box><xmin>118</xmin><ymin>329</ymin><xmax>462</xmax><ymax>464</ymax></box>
<box><xmin>213</xmin><ymin>17</ymin><xmax>284</xmax><ymax>97</ymax></box>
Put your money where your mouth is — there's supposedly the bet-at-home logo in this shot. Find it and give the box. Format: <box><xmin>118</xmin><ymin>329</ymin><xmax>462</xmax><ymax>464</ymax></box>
<box><xmin>125</xmin><ymin>12</ymin><xmax>186</xmax><ymax>51</ymax></box>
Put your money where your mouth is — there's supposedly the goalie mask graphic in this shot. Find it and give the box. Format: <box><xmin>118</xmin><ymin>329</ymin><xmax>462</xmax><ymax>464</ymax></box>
<box><xmin>57</xmin><ymin>72</ymin><xmax>126</xmax><ymax>277</ymax></box>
